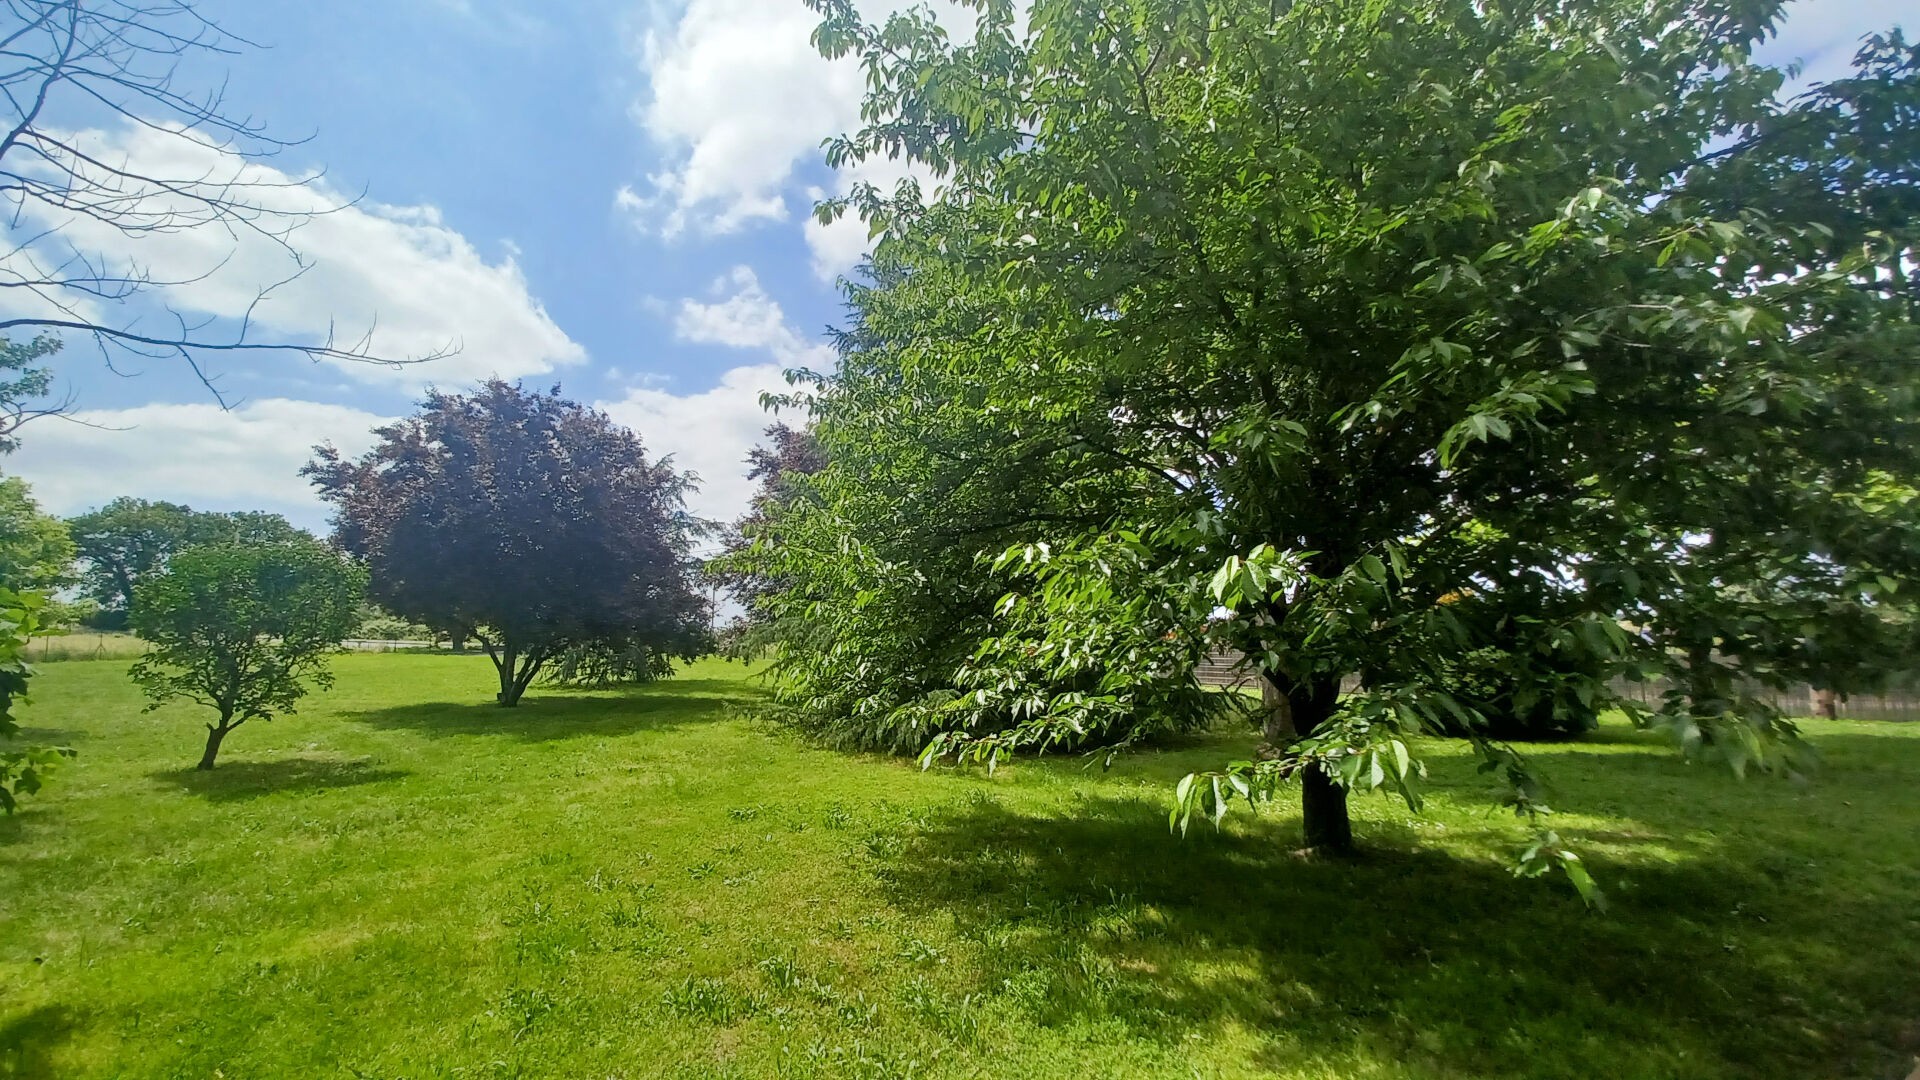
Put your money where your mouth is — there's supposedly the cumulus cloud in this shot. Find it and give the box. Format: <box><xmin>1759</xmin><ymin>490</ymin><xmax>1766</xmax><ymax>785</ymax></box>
<box><xmin>6</xmin><ymin>123</ymin><xmax>585</xmax><ymax>388</ymax></box>
<box><xmin>623</xmin><ymin>0</ymin><xmax>966</xmax><ymax>255</ymax></box>
<box><xmin>7</xmin><ymin>398</ymin><xmax>391</xmax><ymax>531</ymax></box>
<box><xmin>601</xmin><ymin>361</ymin><xmax>799</xmax><ymax>530</ymax></box>
<box><xmin>600</xmin><ymin>265</ymin><xmax>829</xmax><ymax>527</ymax></box>
<box><xmin>672</xmin><ymin>265</ymin><xmax>834</xmax><ymax>367</ymax></box>
<box><xmin>625</xmin><ymin>0</ymin><xmax>864</xmax><ymax>237</ymax></box>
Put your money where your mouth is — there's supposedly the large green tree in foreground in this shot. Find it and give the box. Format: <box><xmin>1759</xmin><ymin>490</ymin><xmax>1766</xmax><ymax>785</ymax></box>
<box><xmin>306</xmin><ymin>381</ymin><xmax>712</xmax><ymax>706</ymax></box>
<box><xmin>750</xmin><ymin>0</ymin><xmax>1920</xmax><ymax>877</ymax></box>
<box><xmin>129</xmin><ymin>539</ymin><xmax>364</xmax><ymax>770</ymax></box>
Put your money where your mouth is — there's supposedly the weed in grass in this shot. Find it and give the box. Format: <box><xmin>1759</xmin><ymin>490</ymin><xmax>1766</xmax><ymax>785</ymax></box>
<box><xmin>662</xmin><ymin>976</ymin><xmax>752</xmax><ymax>1024</ymax></box>
<box><xmin>499</xmin><ymin>986</ymin><xmax>556</xmax><ymax>1041</ymax></box>
<box><xmin>756</xmin><ymin>951</ymin><xmax>804</xmax><ymax>992</ymax></box>
<box><xmin>897</xmin><ymin>938</ymin><xmax>946</xmax><ymax>966</ymax></box>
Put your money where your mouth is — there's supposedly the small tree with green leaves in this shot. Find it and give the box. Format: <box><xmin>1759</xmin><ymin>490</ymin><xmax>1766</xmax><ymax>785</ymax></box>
<box><xmin>130</xmin><ymin>539</ymin><xmax>365</xmax><ymax>770</ymax></box>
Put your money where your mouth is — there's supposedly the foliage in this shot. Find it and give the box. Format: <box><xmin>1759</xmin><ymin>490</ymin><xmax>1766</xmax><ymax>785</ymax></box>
<box><xmin>353</xmin><ymin>603</ymin><xmax>438</xmax><ymax>643</ymax></box>
<box><xmin>709</xmin><ymin>422</ymin><xmax>827</xmax><ymax>658</ymax></box>
<box><xmin>1424</xmin><ymin>646</ymin><xmax>1604</xmax><ymax>740</ymax></box>
<box><xmin>3</xmin><ymin>655</ymin><xmax>1919</xmax><ymax>1078</ymax></box>
<box><xmin>0</xmin><ymin>474</ymin><xmax>74</xmax><ymax>594</ymax></box>
<box><xmin>783</xmin><ymin>0</ymin><xmax>1920</xmax><ymax>872</ymax></box>
<box><xmin>543</xmin><ymin>638</ymin><xmax>681</xmax><ymax>688</ymax></box>
<box><xmin>0</xmin><ymin>336</ymin><xmax>62</xmax><ymax>451</ymax></box>
<box><xmin>0</xmin><ymin>336</ymin><xmax>72</xmax><ymax>812</ymax></box>
<box><xmin>305</xmin><ymin>380</ymin><xmax>711</xmax><ymax>706</ymax></box>
<box><xmin>66</xmin><ymin>498</ymin><xmax>308</xmax><ymax>627</ymax></box>
<box><xmin>713</xmin><ymin>260</ymin><xmax>1225</xmax><ymax>754</ymax></box>
<box><xmin>0</xmin><ymin>587</ymin><xmax>71</xmax><ymax>813</ymax></box>
<box><xmin>129</xmin><ymin>537</ymin><xmax>365</xmax><ymax>769</ymax></box>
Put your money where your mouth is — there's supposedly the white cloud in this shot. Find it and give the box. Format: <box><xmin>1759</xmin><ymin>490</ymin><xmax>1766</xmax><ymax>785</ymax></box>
<box><xmin>625</xmin><ymin>0</ymin><xmax>864</xmax><ymax>237</ymax></box>
<box><xmin>6</xmin><ymin>123</ymin><xmax>586</xmax><ymax>389</ymax></box>
<box><xmin>600</xmin><ymin>362</ymin><xmax>798</xmax><ymax>529</ymax></box>
<box><xmin>599</xmin><ymin>264</ymin><xmax>828</xmax><ymax>527</ymax></box>
<box><xmin>6</xmin><ymin>398</ymin><xmax>390</xmax><ymax>531</ymax></box>
<box><xmin>672</xmin><ymin>265</ymin><xmax>834</xmax><ymax>366</ymax></box>
<box><xmin>623</xmin><ymin>0</ymin><xmax>967</xmax><ymax>248</ymax></box>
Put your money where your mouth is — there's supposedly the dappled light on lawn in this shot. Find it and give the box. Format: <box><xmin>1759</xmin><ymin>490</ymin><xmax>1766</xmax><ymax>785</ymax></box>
<box><xmin>1</xmin><ymin>655</ymin><xmax>1916</xmax><ymax>1079</ymax></box>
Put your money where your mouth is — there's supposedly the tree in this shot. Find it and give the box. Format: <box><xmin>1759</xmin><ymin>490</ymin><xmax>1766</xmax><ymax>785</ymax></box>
<box><xmin>0</xmin><ymin>0</ymin><xmax>450</xmax><ymax>388</ymax></box>
<box><xmin>0</xmin><ymin>474</ymin><xmax>73</xmax><ymax>594</ymax></box>
<box><xmin>779</xmin><ymin>0</ymin><xmax>1920</xmax><ymax>875</ymax></box>
<box><xmin>67</xmin><ymin>499</ymin><xmax>304</xmax><ymax>626</ymax></box>
<box><xmin>128</xmin><ymin>537</ymin><xmax>363</xmax><ymax>770</ymax></box>
<box><xmin>0</xmin><ymin>337</ymin><xmax>64</xmax><ymax>449</ymax></box>
<box><xmin>304</xmin><ymin>380</ymin><xmax>712</xmax><ymax>707</ymax></box>
<box><xmin>0</xmin><ymin>332</ymin><xmax>69</xmax><ymax>809</ymax></box>
<box><xmin>715</xmin><ymin>283</ymin><xmax>1221</xmax><ymax>754</ymax></box>
<box><xmin>709</xmin><ymin>423</ymin><xmax>826</xmax><ymax>656</ymax></box>
<box><xmin>0</xmin><ymin>588</ymin><xmax>72</xmax><ymax>811</ymax></box>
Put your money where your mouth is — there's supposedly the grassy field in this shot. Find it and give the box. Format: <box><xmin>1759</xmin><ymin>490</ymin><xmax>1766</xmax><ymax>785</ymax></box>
<box><xmin>22</xmin><ymin>634</ymin><xmax>146</xmax><ymax>664</ymax></box>
<box><xmin>3</xmin><ymin>654</ymin><xmax>1918</xmax><ymax>1079</ymax></box>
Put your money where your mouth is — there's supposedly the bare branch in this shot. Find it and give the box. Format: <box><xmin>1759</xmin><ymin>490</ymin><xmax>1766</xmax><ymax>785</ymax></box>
<box><xmin>0</xmin><ymin>0</ymin><xmax>459</xmax><ymax>389</ymax></box>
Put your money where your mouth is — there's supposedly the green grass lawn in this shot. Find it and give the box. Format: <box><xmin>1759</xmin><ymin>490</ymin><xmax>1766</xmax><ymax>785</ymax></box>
<box><xmin>3</xmin><ymin>654</ymin><xmax>1918</xmax><ymax>1079</ymax></box>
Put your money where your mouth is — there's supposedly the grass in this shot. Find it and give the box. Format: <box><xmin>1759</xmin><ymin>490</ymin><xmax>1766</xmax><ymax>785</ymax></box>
<box><xmin>23</xmin><ymin>633</ymin><xmax>145</xmax><ymax>664</ymax></box>
<box><xmin>2</xmin><ymin>654</ymin><xmax>1918</xmax><ymax>1080</ymax></box>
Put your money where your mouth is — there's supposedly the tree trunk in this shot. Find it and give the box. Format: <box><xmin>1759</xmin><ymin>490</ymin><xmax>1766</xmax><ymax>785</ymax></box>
<box><xmin>1301</xmin><ymin>766</ymin><xmax>1353</xmax><ymax>852</ymax></box>
<box><xmin>451</xmin><ymin>629</ymin><xmax>467</xmax><ymax>654</ymax></box>
<box><xmin>1813</xmin><ymin>688</ymin><xmax>1837</xmax><ymax>719</ymax></box>
<box><xmin>1287</xmin><ymin>676</ymin><xmax>1354</xmax><ymax>855</ymax></box>
<box><xmin>1259</xmin><ymin>677</ymin><xmax>1295</xmax><ymax>747</ymax></box>
<box><xmin>198</xmin><ymin>721</ymin><xmax>235</xmax><ymax>770</ymax></box>
<box><xmin>496</xmin><ymin>641</ymin><xmax>520</xmax><ymax>706</ymax></box>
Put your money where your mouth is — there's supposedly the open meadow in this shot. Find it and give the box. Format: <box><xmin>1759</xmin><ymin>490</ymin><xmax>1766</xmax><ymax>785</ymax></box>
<box><xmin>3</xmin><ymin>654</ymin><xmax>1918</xmax><ymax>1080</ymax></box>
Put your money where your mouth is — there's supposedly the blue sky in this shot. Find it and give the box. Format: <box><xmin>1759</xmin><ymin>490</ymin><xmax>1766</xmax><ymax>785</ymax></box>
<box><xmin>4</xmin><ymin>0</ymin><xmax>1909</xmax><ymax>532</ymax></box>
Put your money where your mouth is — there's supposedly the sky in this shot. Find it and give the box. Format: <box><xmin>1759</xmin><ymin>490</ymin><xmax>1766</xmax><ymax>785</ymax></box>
<box><xmin>2</xmin><ymin>0</ymin><xmax>1909</xmax><ymax>535</ymax></box>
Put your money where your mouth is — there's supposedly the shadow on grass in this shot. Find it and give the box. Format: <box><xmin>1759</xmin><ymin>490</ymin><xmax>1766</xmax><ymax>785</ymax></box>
<box><xmin>344</xmin><ymin>677</ymin><xmax>754</xmax><ymax>742</ymax></box>
<box><xmin>150</xmin><ymin>756</ymin><xmax>409</xmax><ymax>801</ymax></box>
<box><xmin>0</xmin><ymin>1005</ymin><xmax>77</xmax><ymax>1078</ymax></box>
<box><xmin>867</xmin><ymin>792</ymin><xmax>1919</xmax><ymax>1080</ymax></box>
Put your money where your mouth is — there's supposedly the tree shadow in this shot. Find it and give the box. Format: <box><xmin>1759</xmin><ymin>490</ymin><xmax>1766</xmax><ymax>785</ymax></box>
<box><xmin>149</xmin><ymin>757</ymin><xmax>409</xmax><ymax>801</ymax></box>
<box><xmin>344</xmin><ymin>678</ymin><xmax>752</xmax><ymax>742</ymax></box>
<box><xmin>0</xmin><ymin>1005</ymin><xmax>78</xmax><ymax>1078</ymax></box>
<box><xmin>865</xmin><ymin>792</ymin><xmax>1918</xmax><ymax>1080</ymax></box>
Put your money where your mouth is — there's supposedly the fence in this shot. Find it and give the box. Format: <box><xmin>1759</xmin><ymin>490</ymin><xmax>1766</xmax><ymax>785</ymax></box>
<box><xmin>340</xmin><ymin>638</ymin><xmax>442</xmax><ymax>653</ymax></box>
<box><xmin>1193</xmin><ymin>650</ymin><xmax>1920</xmax><ymax>721</ymax></box>
<box><xmin>25</xmin><ymin>633</ymin><xmax>148</xmax><ymax>663</ymax></box>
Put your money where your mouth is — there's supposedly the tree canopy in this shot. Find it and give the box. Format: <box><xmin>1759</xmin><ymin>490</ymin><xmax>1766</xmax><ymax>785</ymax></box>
<box><xmin>305</xmin><ymin>380</ymin><xmax>712</xmax><ymax>706</ymax></box>
<box><xmin>129</xmin><ymin>537</ymin><xmax>365</xmax><ymax>770</ymax></box>
<box><xmin>67</xmin><ymin>499</ymin><xmax>305</xmax><ymax>626</ymax></box>
<box><xmin>0</xmin><ymin>475</ymin><xmax>73</xmax><ymax>595</ymax></box>
<box><xmin>745</xmin><ymin>0</ymin><xmax>1920</xmax><ymax>884</ymax></box>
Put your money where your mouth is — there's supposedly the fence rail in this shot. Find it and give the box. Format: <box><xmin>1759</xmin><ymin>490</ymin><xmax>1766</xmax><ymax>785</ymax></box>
<box><xmin>339</xmin><ymin>638</ymin><xmax>442</xmax><ymax>653</ymax></box>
